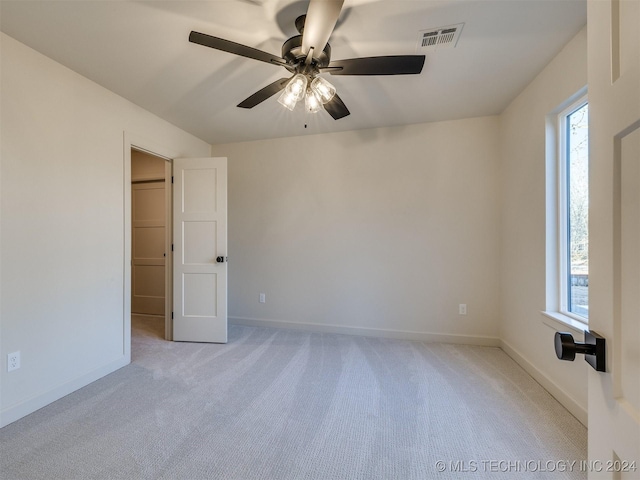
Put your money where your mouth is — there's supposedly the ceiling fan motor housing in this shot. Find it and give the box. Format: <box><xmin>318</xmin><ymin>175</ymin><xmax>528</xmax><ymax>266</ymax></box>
<box><xmin>282</xmin><ymin>35</ymin><xmax>332</xmax><ymax>74</ymax></box>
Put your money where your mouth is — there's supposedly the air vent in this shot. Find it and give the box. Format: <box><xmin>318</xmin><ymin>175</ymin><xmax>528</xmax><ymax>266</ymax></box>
<box><xmin>417</xmin><ymin>23</ymin><xmax>464</xmax><ymax>51</ymax></box>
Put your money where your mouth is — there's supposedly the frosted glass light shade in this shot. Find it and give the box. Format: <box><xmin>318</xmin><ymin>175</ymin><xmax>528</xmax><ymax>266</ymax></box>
<box><xmin>305</xmin><ymin>90</ymin><xmax>323</xmax><ymax>113</ymax></box>
<box><xmin>286</xmin><ymin>74</ymin><xmax>308</xmax><ymax>101</ymax></box>
<box><xmin>310</xmin><ymin>76</ymin><xmax>336</xmax><ymax>104</ymax></box>
<box><xmin>278</xmin><ymin>89</ymin><xmax>298</xmax><ymax>111</ymax></box>
<box><xmin>278</xmin><ymin>74</ymin><xmax>308</xmax><ymax>111</ymax></box>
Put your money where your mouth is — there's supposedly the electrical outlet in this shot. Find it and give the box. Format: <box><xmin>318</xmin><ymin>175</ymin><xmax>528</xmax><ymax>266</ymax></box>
<box><xmin>459</xmin><ymin>304</ymin><xmax>467</xmax><ymax>315</ymax></box>
<box><xmin>259</xmin><ymin>293</ymin><xmax>266</xmax><ymax>304</ymax></box>
<box><xmin>8</xmin><ymin>351</ymin><xmax>20</xmax><ymax>372</ymax></box>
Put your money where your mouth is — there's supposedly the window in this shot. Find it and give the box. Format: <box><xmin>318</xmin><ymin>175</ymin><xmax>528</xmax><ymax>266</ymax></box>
<box><xmin>554</xmin><ymin>95</ymin><xmax>589</xmax><ymax>322</ymax></box>
<box><xmin>545</xmin><ymin>91</ymin><xmax>589</xmax><ymax>328</ymax></box>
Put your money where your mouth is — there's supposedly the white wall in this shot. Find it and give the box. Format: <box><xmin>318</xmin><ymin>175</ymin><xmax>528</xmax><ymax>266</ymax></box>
<box><xmin>0</xmin><ymin>33</ymin><xmax>210</xmax><ymax>426</ymax></box>
<box><xmin>212</xmin><ymin>117</ymin><xmax>502</xmax><ymax>343</ymax></box>
<box><xmin>499</xmin><ymin>27</ymin><xmax>588</xmax><ymax>424</ymax></box>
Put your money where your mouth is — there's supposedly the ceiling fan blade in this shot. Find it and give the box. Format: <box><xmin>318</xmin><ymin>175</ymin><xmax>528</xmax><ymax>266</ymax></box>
<box><xmin>237</xmin><ymin>77</ymin><xmax>292</xmax><ymax>109</ymax></box>
<box><xmin>324</xmin><ymin>93</ymin><xmax>350</xmax><ymax>120</ymax></box>
<box><xmin>301</xmin><ymin>0</ymin><xmax>344</xmax><ymax>56</ymax></box>
<box><xmin>189</xmin><ymin>31</ymin><xmax>286</xmax><ymax>66</ymax></box>
<box><xmin>325</xmin><ymin>55</ymin><xmax>426</xmax><ymax>75</ymax></box>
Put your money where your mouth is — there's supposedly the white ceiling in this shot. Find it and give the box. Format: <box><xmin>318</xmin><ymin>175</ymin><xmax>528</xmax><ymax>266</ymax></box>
<box><xmin>1</xmin><ymin>0</ymin><xmax>586</xmax><ymax>145</ymax></box>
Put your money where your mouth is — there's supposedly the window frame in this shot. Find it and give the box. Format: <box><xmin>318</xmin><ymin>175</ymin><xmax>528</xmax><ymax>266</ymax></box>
<box><xmin>558</xmin><ymin>97</ymin><xmax>589</xmax><ymax>321</ymax></box>
<box><xmin>543</xmin><ymin>89</ymin><xmax>589</xmax><ymax>330</ymax></box>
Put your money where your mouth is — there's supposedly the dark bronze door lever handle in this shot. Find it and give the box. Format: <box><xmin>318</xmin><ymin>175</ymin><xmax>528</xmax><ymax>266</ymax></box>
<box><xmin>554</xmin><ymin>330</ymin><xmax>606</xmax><ymax>372</ymax></box>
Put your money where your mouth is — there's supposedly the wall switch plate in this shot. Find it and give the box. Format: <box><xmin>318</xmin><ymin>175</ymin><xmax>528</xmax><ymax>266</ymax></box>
<box><xmin>459</xmin><ymin>304</ymin><xmax>467</xmax><ymax>315</ymax></box>
<box><xmin>8</xmin><ymin>351</ymin><xmax>20</xmax><ymax>372</ymax></box>
<box><xmin>259</xmin><ymin>293</ymin><xmax>266</xmax><ymax>304</ymax></box>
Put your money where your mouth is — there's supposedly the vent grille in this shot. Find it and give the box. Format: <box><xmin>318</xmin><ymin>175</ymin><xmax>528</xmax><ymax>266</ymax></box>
<box><xmin>417</xmin><ymin>23</ymin><xmax>464</xmax><ymax>51</ymax></box>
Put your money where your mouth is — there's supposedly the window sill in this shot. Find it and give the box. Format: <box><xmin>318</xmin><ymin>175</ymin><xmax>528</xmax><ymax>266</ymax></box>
<box><xmin>541</xmin><ymin>311</ymin><xmax>588</xmax><ymax>336</ymax></box>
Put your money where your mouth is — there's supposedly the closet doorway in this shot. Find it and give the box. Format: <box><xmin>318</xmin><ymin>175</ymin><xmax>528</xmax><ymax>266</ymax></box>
<box><xmin>131</xmin><ymin>148</ymin><xmax>172</xmax><ymax>339</ymax></box>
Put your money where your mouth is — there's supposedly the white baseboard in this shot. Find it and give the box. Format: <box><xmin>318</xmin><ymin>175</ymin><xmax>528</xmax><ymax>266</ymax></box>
<box><xmin>229</xmin><ymin>316</ymin><xmax>501</xmax><ymax>347</ymax></box>
<box><xmin>500</xmin><ymin>339</ymin><xmax>587</xmax><ymax>427</ymax></box>
<box><xmin>0</xmin><ymin>356</ymin><xmax>129</xmax><ymax>428</ymax></box>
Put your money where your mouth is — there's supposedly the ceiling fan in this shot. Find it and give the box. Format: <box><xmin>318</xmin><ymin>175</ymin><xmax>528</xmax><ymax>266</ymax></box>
<box><xmin>189</xmin><ymin>0</ymin><xmax>425</xmax><ymax>120</ymax></box>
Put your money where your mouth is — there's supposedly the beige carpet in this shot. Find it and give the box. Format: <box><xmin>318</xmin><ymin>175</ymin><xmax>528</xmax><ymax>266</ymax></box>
<box><xmin>0</xmin><ymin>316</ymin><xmax>587</xmax><ymax>479</ymax></box>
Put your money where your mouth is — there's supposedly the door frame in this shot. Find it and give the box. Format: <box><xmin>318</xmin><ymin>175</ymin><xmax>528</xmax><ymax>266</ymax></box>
<box><xmin>124</xmin><ymin>132</ymin><xmax>175</xmax><ymax>346</ymax></box>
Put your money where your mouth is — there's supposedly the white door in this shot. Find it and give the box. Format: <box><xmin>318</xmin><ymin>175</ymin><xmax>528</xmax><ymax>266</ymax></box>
<box><xmin>588</xmin><ymin>0</ymin><xmax>640</xmax><ymax>477</ymax></box>
<box><xmin>132</xmin><ymin>181</ymin><xmax>166</xmax><ymax>316</ymax></box>
<box><xmin>172</xmin><ymin>157</ymin><xmax>228</xmax><ymax>343</ymax></box>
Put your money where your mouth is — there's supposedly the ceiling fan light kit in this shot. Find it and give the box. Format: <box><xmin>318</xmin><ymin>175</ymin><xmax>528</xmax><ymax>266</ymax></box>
<box><xmin>278</xmin><ymin>73</ymin><xmax>336</xmax><ymax>113</ymax></box>
<box><xmin>189</xmin><ymin>0</ymin><xmax>426</xmax><ymax>120</ymax></box>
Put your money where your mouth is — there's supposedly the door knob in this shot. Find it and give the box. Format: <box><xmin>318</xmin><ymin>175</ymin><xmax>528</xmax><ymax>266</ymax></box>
<box><xmin>554</xmin><ymin>330</ymin><xmax>606</xmax><ymax>372</ymax></box>
<box><xmin>216</xmin><ymin>256</ymin><xmax>227</xmax><ymax>263</ymax></box>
